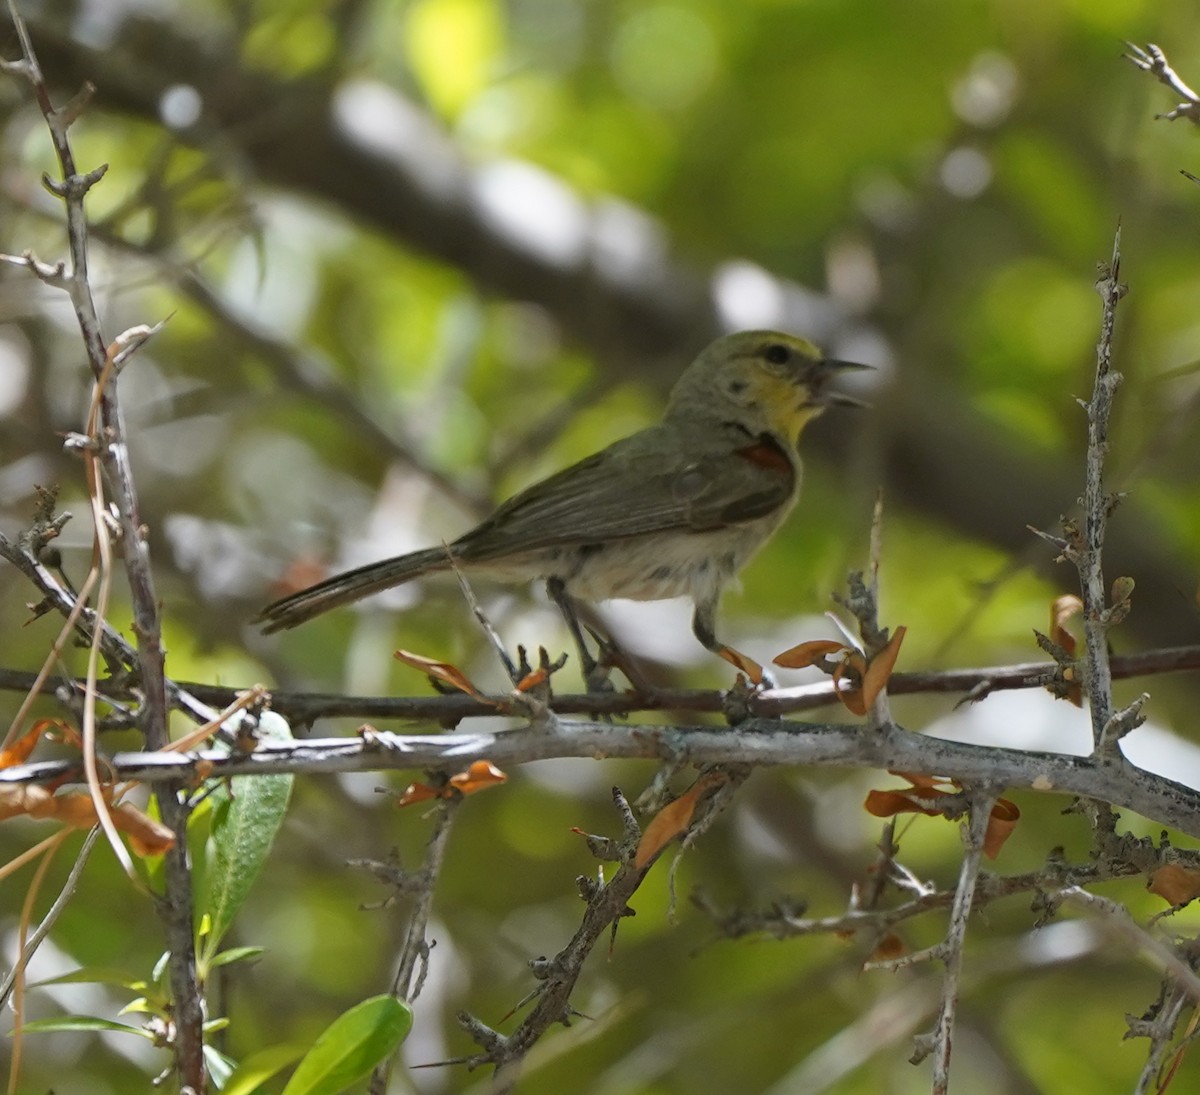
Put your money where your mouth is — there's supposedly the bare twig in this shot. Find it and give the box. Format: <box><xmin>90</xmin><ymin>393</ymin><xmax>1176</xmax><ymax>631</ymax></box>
<box><xmin>1060</xmin><ymin>887</ymin><xmax>1200</xmax><ymax>1001</ymax></box>
<box><xmin>0</xmin><ymin>828</ymin><xmax>100</xmax><ymax>1009</ymax></box>
<box><xmin>1125</xmin><ymin>43</ymin><xmax>1200</xmax><ymax>123</ymax></box>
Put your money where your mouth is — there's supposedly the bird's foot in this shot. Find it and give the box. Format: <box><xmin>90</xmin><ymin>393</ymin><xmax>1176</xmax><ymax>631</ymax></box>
<box><xmin>577</xmin><ymin>628</ymin><xmax>617</xmax><ymax>696</ymax></box>
<box><xmin>582</xmin><ymin>624</ymin><xmax>661</xmax><ymax>697</ymax></box>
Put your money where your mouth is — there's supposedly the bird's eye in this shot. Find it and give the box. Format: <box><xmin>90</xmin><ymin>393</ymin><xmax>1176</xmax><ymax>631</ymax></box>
<box><xmin>764</xmin><ymin>343</ymin><xmax>790</xmax><ymax>366</ymax></box>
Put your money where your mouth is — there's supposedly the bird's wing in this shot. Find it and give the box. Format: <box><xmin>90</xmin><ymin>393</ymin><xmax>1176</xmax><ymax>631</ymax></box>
<box><xmin>455</xmin><ymin>425</ymin><xmax>796</xmax><ymax>561</ymax></box>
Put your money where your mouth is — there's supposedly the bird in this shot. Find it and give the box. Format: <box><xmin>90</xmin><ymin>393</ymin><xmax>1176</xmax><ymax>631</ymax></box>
<box><xmin>255</xmin><ymin>330</ymin><xmax>867</xmax><ymax>686</ymax></box>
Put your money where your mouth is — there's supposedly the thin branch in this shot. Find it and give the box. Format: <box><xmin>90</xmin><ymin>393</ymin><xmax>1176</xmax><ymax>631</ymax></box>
<box><xmin>928</xmin><ymin>789</ymin><xmax>997</xmax><ymax>1092</ymax></box>
<box><xmin>0</xmin><ymin>535</ymin><xmax>219</xmax><ymax>728</ymax></box>
<box><xmin>0</xmin><ymin>828</ymin><xmax>100</xmax><ymax>1008</ymax></box>
<box><xmin>1060</xmin><ymin>887</ymin><xmax>1200</xmax><ymax>1001</ymax></box>
<box><xmin>7</xmin><ymin>643</ymin><xmax>1200</xmax><ymax>728</ymax></box>
<box><xmin>698</xmin><ymin>853</ymin><xmax>1149</xmax><ymax>947</ymax></box>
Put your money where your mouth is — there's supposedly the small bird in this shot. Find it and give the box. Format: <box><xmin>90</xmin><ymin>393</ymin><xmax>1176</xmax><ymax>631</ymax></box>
<box><xmin>256</xmin><ymin>331</ymin><xmax>867</xmax><ymax>685</ymax></box>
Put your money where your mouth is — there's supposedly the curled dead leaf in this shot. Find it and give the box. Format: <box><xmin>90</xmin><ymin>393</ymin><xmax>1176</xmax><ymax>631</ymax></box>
<box><xmin>860</xmin><ymin>626</ymin><xmax>906</xmax><ymax>709</ymax></box>
<box><xmin>393</xmin><ymin>649</ymin><xmax>495</xmax><ymax>702</ymax></box>
<box><xmin>447</xmin><ymin>760</ymin><xmax>508</xmax><ymax>796</ymax></box>
<box><xmin>0</xmin><ymin>784</ymin><xmax>174</xmax><ymax>855</ymax></box>
<box><xmin>514</xmin><ymin>667</ymin><xmax>550</xmax><ymax>692</ymax></box>
<box><xmin>397</xmin><ymin>760</ymin><xmax>509</xmax><ymax>808</ymax></box>
<box><xmin>0</xmin><ymin>718</ymin><xmax>73</xmax><ymax>768</ymax></box>
<box><xmin>772</xmin><ymin>639</ymin><xmax>849</xmax><ymax>669</ymax></box>
<box><xmin>864</xmin><ymin>774</ymin><xmax>1019</xmax><ymax>859</ymax></box>
<box><xmin>395</xmin><ymin>782</ymin><xmax>441</xmax><ymax>808</ymax></box>
<box><xmin>833</xmin><ymin>654</ymin><xmax>869</xmax><ymax>716</ymax></box>
<box><xmin>863</xmin><ymin>785</ymin><xmax>953</xmax><ymax>819</ymax></box>
<box><xmin>717</xmin><ymin>644</ymin><xmax>766</xmax><ymax>685</ymax></box>
<box><xmin>1050</xmin><ymin>595</ymin><xmax>1083</xmax><ymax>655</ymax></box>
<box><xmin>634</xmin><ymin>773</ymin><xmax>726</xmax><ymax>870</ymax></box>
<box><xmin>982</xmin><ymin>798</ymin><xmax>1020</xmax><ymax>859</ymax></box>
<box><xmin>1148</xmin><ymin>864</ymin><xmax>1200</xmax><ymax>907</ymax></box>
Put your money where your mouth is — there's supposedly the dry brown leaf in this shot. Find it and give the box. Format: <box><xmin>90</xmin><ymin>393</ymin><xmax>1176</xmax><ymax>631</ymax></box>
<box><xmin>1050</xmin><ymin>594</ymin><xmax>1083</xmax><ymax>654</ymax></box>
<box><xmin>863</xmin><ymin>785</ymin><xmax>952</xmax><ymax>819</ymax></box>
<box><xmin>634</xmin><ymin>773</ymin><xmax>725</xmax><ymax>869</ymax></box>
<box><xmin>447</xmin><ymin>760</ymin><xmax>508</xmax><ymax>796</ymax></box>
<box><xmin>0</xmin><ymin>783</ymin><xmax>50</xmax><ymax>821</ymax></box>
<box><xmin>396</xmin><ymin>782</ymin><xmax>441</xmax><ymax>808</ymax></box>
<box><xmin>1</xmin><ymin>785</ymin><xmax>174</xmax><ymax>855</ymax></box>
<box><xmin>393</xmin><ymin>649</ymin><xmax>494</xmax><ymax>702</ymax></box>
<box><xmin>113</xmin><ymin>802</ymin><xmax>176</xmax><ymax>856</ymax></box>
<box><xmin>833</xmin><ymin>655</ymin><xmax>868</xmax><ymax>716</ymax></box>
<box><xmin>772</xmin><ymin>639</ymin><xmax>849</xmax><ymax>669</ymax></box>
<box><xmin>865</xmin><ymin>775</ymin><xmax>1019</xmax><ymax>860</ymax></box>
<box><xmin>0</xmin><ymin>719</ymin><xmax>69</xmax><ymax>769</ymax></box>
<box><xmin>514</xmin><ymin>667</ymin><xmax>550</xmax><ymax>692</ymax></box>
<box><xmin>982</xmin><ymin>798</ymin><xmax>1020</xmax><ymax>859</ymax></box>
<box><xmin>717</xmin><ymin>644</ymin><xmax>766</xmax><ymax>684</ymax></box>
<box><xmin>860</xmin><ymin>626</ymin><xmax>906</xmax><ymax>709</ymax></box>
<box><xmin>1148</xmin><ymin>865</ymin><xmax>1200</xmax><ymax>906</ymax></box>
<box><xmin>869</xmin><ymin>932</ymin><xmax>907</xmax><ymax>961</ymax></box>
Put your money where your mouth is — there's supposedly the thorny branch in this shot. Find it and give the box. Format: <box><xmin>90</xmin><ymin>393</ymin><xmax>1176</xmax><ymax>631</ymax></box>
<box><xmin>449</xmin><ymin>782</ymin><xmax>741</xmax><ymax>1091</ymax></box>
<box><xmin>8</xmin><ymin>715</ymin><xmax>1200</xmax><ymax>839</ymax></box>
<box><xmin>1</xmin><ymin>6</ymin><xmax>204</xmax><ymax>1090</ymax></box>
<box><xmin>1078</xmin><ymin>231</ymin><xmax>1130</xmax><ymax>752</ymax></box>
<box><xmin>6</xmin><ymin>645</ymin><xmax>1200</xmax><ymax>725</ymax></box>
<box><xmin>366</xmin><ymin>795</ymin><xmax>463</xmax><ymax>1095</ymax></box>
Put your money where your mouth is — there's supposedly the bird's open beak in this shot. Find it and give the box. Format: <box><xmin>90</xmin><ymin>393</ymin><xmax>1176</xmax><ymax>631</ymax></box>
<box><xmin>815</xmin><ymin>359</ymin><xmax>873</xmax><ymax>408</ymax></box>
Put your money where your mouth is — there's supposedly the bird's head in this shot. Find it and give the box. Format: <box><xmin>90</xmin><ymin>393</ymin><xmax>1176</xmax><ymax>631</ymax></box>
<box><xmin>665</xmin><ymin>330</ymin><xmax>869</xmax><ymax>446</ymax></box>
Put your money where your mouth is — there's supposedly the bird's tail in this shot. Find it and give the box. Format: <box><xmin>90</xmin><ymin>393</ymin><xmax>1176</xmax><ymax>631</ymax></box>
<box><xmin>255</xmin><ymin>545</ymin><xmax>454</xmax><ymax>633</ymax></box>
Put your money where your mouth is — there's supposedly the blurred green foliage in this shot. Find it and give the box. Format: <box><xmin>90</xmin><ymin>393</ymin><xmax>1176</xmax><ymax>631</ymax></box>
<box><xmin>5</xmin><ymin>0</ymin><xmax>1200</xmax><ymax>1092</ymax></box>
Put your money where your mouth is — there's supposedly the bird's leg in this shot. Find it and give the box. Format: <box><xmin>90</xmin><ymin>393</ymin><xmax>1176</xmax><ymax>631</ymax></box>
<box><xmin>692</xmin><ymin>600</ymin><xmax>774</xmax><ymax>688</ymax></box>
<box><xmin>546</xmin><ymin>577</ymin><xmax>614</xmax><ymax>693</ymax></box>
<box><xmin>581</xmin><ymin>623</ymin><xmax>656</xmax><ymax>696</ymax></box>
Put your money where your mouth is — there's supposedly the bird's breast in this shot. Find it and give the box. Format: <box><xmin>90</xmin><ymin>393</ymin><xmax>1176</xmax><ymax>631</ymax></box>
<box><xmin>555</xmin><ymin>517</ymin><xmax>787</xmax><ymax>604</ymax></box>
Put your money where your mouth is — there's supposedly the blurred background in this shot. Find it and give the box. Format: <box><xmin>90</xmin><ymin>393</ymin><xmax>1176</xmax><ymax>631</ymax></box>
<box><xmin>4</xmin><ymin>1</ymin><xmax>1200</xmax><ymax>1091</ymax></box>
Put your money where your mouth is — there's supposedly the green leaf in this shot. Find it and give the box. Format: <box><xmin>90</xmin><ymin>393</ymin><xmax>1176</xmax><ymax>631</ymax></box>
<box><xmin>207</xmin><ymin>945</ymin><xmax>266</xmax><ymax>970</ymax></box>
<box><xmin>20</xmin><ymin>1016</ymin><xmax>152</xmax><ymax>1038</ymax></box>
<box><xmin>30</xmin><ymin>967</ymin><xmax>148</xmax><ymax>992</ymax></box>
<box><xmin>281</xmin><ymin>996</ymin><xmax>412</xmax><ymax>1095</ymax></box>
<box><xmin>218</xmin><ymin>1042</ymin><xmax>308</xmax><ymax>1095</ymax></box>
<box><xmin>203</xmin><ymin>1043</ymin><xmax>237</xmax><ymax>1088</ymax></box>
<box><xmin>200</xmin><ymin>712</ymin><xmax>293</xmax><ymax>968</ymax></box>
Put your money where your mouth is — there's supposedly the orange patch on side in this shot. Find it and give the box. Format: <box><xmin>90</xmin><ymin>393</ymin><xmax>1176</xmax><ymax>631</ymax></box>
<box><xmin>735</xmin><ymin>438</ymin><xmax>792</xmax><ymax>474</ymax></box>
